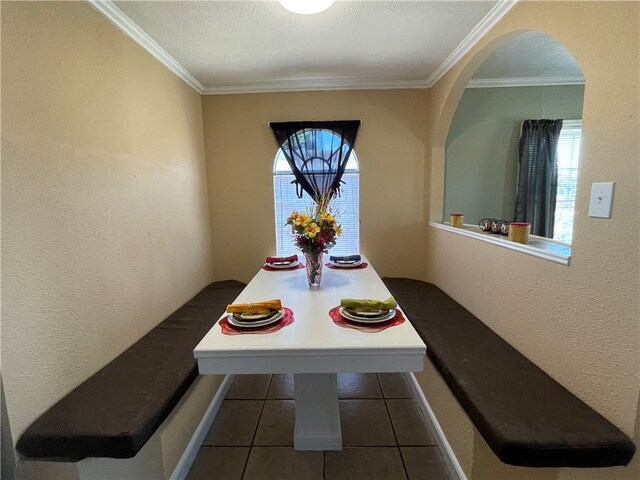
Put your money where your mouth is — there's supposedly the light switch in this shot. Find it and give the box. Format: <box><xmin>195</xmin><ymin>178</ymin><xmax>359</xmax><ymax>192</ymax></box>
<box><xmin>588</xmin><ymin>182</ymin><xmax>615</xmax><ymax>218</ymax></box>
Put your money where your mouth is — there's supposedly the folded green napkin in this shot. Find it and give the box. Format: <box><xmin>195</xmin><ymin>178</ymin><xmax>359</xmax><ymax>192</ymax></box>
<box><xmin>340</xmin><ymin>297</ymin><xmax>397</xmax><ymax>311</ymax></box>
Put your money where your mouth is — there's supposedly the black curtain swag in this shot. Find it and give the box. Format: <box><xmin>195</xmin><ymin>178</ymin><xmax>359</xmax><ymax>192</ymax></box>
<box><xmin>270</xmin><ymin>120</ymin><xmax>361</xmax><ymax>203</ymax></box>
<box><xmin>514</xmin><ymin>119</ymin><xmax>563</xmax><ymax>237</ymax></box>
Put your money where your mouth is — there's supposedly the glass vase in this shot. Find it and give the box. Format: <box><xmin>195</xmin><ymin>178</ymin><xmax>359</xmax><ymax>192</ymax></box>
<box><xmin>304</xmin><ymin>252</ymin><xmax>324</xmax><ymax>287</ymax></box>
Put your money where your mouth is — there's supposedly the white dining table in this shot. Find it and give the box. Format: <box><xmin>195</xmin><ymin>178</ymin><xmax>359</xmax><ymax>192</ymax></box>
<box><xmin>193</xmin><ymin>256</ymin><xmax>426</xmax><ymax>451</ymax></box>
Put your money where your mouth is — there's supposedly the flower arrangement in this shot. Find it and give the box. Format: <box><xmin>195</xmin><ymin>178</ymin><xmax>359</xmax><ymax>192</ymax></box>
<box><xmin>286</xmin><ymin>207</ymin><xmax>342</xmax><ymax>254</ymax></box>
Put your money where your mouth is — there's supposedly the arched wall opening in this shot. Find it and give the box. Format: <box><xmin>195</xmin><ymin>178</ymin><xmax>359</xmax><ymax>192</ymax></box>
<box><xmin>428</xmin><ymin>29</ymin><xmax>587</xmax><ymax>223</ymax></box>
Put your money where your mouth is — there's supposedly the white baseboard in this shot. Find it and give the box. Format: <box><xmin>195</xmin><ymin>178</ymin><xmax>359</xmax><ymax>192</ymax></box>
<box><xmin>407</xmin><ymin>372</ymin><xmax>467</xmax><ymax>480</ymax></box>
<box><xmin>170</xmin><ymin>375</ymin><xmax>234</xmax><ymax>480</ymax></box>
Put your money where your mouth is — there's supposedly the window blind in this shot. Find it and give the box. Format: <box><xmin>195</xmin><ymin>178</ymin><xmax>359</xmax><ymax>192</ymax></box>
<box><xmin>553</xmin><ymin>120</ymin><xmax>582</xmax><ymax>244</ymax></box>
<box><xmin>274</xmin><ymin>153</ymin><xmax>359</xmax><ymax>256</ymax></box>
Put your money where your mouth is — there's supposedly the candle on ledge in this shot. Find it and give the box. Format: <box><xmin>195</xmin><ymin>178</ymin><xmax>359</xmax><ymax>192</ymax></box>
<box><xmin>508</xmin><ymin>222</ymin><xmax>531</xmax><ymax>243</ymax></box>
<box><xmin>450</xmin><ymin>213</ymin><xmax>464</xmax><ymax>228</ymax></box>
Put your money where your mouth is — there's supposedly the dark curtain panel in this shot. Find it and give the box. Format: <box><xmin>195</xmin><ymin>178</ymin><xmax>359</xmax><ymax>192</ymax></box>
<box><xmin>270</xmin><ymin>121</ymin><xmax>360</xmax><ymax>203</ymax></box>
<box><xmin>514</xmin><ymin>119</ymin><xmax>563</xmax><ymax>237</ymax></box>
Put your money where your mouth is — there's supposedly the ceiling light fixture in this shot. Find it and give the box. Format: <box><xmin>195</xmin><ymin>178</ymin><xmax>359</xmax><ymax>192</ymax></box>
<box><xmin>279</xmin><ymin>0</ymin><xmax>335</xmax><ymax>15</ymax></box>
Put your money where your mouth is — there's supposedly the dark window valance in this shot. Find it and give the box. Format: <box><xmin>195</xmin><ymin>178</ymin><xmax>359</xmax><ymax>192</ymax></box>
<box><xmin>270</xmin><ymin>120</ymin><xmax>361</xmax><ymax>204</ymax></box>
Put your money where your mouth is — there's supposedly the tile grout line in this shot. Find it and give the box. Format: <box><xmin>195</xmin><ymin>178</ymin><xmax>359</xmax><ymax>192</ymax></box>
<box><xmin>381</xmin><ymin>374</ymin><xmax>411</xmax><ymax>480</ymax></box>
<box><xmin>323</xmin><ymin>450</ymin><xmax>326</xmax><ymax>480</ymax></box>
<box><xmin>397</xmin><ymin>447</ymin><xmax>411</xmax><ymax>480</ymax></box>
<box><xmin>376</xmin><ymin>373</ymin><xmax>386</xmax><ymax>399</ymax></box>
<box><xmin>239</xmin><ymin>375</ymin><xmax>272</xmax><ymax>480</ymax></box>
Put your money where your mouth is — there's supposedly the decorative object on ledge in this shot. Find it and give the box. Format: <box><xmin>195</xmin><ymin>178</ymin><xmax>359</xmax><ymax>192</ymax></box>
<box><xmin>479</xmin><ymin>218</ymin><xmax>511</xmax><ymax>235</ymax></box>
<box><xmin>509</xmin><ymin>222</ymin><xmax>531</xmax><ymax>244</ymax></box>
<box><xmin>450</xmin><ymin>213</ymin><xmax>464</xmax><ymax>228</ymax></box>
<box><xmin>479</xmin><ymin>218</ymin><xmax>493</xmax><ymax>232</ymax></box>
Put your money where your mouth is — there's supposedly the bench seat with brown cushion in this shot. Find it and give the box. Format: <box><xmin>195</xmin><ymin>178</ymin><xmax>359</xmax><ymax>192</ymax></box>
<box><xmin>382</xmin><ymin>277</ymin><xmax>635</xmax><ymax>468</ymax></box>
<box><xmin>16</xmin><ymin>280</ymin><xmax>245</xmax><ymax>461</ymax></box>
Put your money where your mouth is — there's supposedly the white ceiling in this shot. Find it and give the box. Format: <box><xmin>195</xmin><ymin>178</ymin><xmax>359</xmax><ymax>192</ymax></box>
<box><xmin>101</xmin><ymin>0</ymin><xmax>514</xmax><ymax>94</ymax></box>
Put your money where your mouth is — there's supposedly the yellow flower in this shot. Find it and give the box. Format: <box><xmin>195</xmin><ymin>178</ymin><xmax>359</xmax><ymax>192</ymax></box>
<box><xmin>294</xmin><ymin>213</ymin><xmax>309</xmax><ymax>227</ymax></box>
<box><xmin>305</xmin><ymin>223</ymin><xmax>320</xmax><ymax>238</ymax></box>
<box><xmin>320</xmin><ymin>212</ymin><xmax>335</xmax><ymax>225</ymax></box>
<box><xmin>287</xmin><ymin>211</ymin><xmax>299</xmax><ymax>223</ymax></box>
<box><xmin>335</xmin><ymin>225</ymin><xmax>342</xmax><ymax>236</ymax></box>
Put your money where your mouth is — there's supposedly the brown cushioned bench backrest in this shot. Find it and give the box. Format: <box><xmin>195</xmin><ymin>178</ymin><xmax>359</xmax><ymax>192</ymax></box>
<box><xmin>16</xmin><ymin>280</ymin><xmax>245</xmax><ymax>461</ymax></box>
<box><xmin>383</xmin><ymin>277</ymin><xmax>635</xmax><ymax>468</ymax></box>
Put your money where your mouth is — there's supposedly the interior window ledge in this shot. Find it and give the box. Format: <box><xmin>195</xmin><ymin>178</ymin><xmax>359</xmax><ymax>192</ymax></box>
<box><xmin>429</xmin><ymin>222</ymin><xmax>571</xmax><ymax>266</ymax></box>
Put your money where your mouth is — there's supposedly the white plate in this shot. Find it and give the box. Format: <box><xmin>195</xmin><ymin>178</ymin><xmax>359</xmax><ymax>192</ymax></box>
<box><xmin>339</xmin><ymin>307</ymin><xmax>396</xmax><ymax>324</ymax></box>
<box><xmin>234</xmin><ymin>310</ymin><xmax>277</xmax><ymax>321</ymax></box>
<box><xmin>330</xmin><ymin>260</ymin><xmax>362</xmax><ymax>268</ymax></box>
<box><xmin>227</xmin><ymin>309</ymin><xmax>285</xmax><ymax>328</ymax></box>
<box><xmin>345</xmin><ymin>308</ymin><xmax>388</xmax><ymax>317</ymax></box>
<box><xmin>267</xmin><ymin>260</ymin><xmax>299</xmax><ymax>269</ymax></box>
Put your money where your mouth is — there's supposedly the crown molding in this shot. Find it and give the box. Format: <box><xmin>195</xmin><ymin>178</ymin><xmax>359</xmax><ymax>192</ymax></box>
<box><xmin>87</xmin><ymin>0</ymin><xmax>204</xmax><ymax>93</ymax></box>
<box><xmin>425</xmin><ymin>0</ymin><xmax>519</xmax><ymax>87</ymax></box>
<box><xmin>201</xmin><ymin>77</ymin><xmax>428</xmax><ymax>95</ymax></box>
<box><xmin>467</xmin><ymin>76</ymin><xmax>585</xmax><ymax>88</ymax></box>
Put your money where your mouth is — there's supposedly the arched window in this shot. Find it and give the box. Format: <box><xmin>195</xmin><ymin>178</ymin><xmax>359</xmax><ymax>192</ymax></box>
<box><xmin>273</xmin><ymin>148</ymin><xmax>359</xmax><ymax>256</ymax></box>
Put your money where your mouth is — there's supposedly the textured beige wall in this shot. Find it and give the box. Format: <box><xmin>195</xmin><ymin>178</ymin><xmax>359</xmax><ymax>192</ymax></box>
<box><xmin>202</xmin><ymin>89</ymin><xmax>429</xmax><ymax>283</ymax></box>
<box><xmin>1</xmin><ymin>1</ymin><xmax>215</xmax><ymax>476</ymax></box>
<box><xmin>426</xmin><ymin>1</ymin><xmax>639</xmax><ymax>479</ymax></box>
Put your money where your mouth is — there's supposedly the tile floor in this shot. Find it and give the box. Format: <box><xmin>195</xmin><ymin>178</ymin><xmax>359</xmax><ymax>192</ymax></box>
<box><xmin>187</xmin><ymin>373</ymin><xmax>452</xmax><ymax>480</ymax></box>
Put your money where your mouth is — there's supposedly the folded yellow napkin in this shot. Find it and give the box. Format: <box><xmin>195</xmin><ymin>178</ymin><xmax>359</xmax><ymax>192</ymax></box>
<box><xmin>227</xmin><ymin>299</ymin><xmax>283</xmax><ymax>314</ymax></box>
<box><xmin>340</xmin><ymin>297</ymin><xmax>397</xmax><ymax>311</ymax></box>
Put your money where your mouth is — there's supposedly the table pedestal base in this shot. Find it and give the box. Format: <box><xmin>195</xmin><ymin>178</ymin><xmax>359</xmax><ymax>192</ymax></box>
<box><xmin>293</xmin><ymin>373</ymin><xmax>342</xmax><ymax>451</ymax></box>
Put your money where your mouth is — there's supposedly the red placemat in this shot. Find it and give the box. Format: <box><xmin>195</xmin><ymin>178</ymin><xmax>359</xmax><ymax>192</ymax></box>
<box><xmin>219</xmin><ymin>307</ymin><xmax>295</xmax><ymax>335</ymax></box>
<box><xmin>262</xmin><ymin>263</ymin><xmax>305</xmax><ymax>272</ymax></box>
<box><xmin>325</xmin><ymin>262</ymin><xmax>369</xmax><ymax>270</ymax></box>
<box><xmin>328</xmin><ymin>306</ymin><xmax>405</xmax><ymax>333</ymax></box>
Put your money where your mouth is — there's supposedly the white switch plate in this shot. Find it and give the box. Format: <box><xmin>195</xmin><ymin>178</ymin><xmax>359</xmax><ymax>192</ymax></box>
<box><xmin>588</xmin><ymin>182</ymin><xmax>615</xmax><ymax>218</ymax></box>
